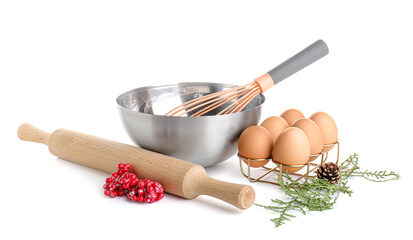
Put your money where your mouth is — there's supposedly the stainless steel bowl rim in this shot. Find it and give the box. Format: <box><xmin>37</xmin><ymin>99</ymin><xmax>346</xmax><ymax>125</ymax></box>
<box><xmin>116</xmin><ymin>82</ymin><xmax>266</xmax><ymax>118</ymax></box>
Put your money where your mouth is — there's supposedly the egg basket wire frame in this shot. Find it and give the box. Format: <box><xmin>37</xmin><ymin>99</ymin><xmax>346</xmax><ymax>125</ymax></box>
<box><xmin>238</xmin><ymin>141</ymin><xmax>340</xmax><ymax>188</ymax></box>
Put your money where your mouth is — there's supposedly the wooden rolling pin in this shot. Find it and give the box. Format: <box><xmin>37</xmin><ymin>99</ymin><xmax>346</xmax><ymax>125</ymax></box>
<box><xmin>17</xmin><ymin>123</ymin><xmax>255</xmax><ymax>210</ymax></box>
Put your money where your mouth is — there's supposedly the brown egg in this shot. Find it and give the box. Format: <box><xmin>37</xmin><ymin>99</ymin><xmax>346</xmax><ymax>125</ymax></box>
<box><xmin>280</xmin><ymin>108</ymin><xmax>305</xmax><ymax>126</ymax></box>
<box><xmin>260</xmin><ymin>116</ymin><xmax>288</xmax><ymax>144</ymax></box>
<box><xmin>292</xmin><ymin>118</ymin><xmax>323</xmax><ymax>161</ymax></box>
<box><xmin>272</xmin><ymin>127</ymin><xmax>310</xmax><ymax>173</ymax></box>
<box><xmin>238</xmin><ymin>125</ymin><xmax>273</xmax><ymax>167</ymax></box>
<box><xmin>309</xmin><ymin>112</ymin><xmax>338</xmax><ymax>152</ymax></box>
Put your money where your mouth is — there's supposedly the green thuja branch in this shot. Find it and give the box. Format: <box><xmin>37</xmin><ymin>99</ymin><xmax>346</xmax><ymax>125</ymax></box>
<box><xmin>351</xmin><ymin>170</ymin><xmax>400</xmax><ymax>182</ymax></box>
<box><xmin>340</xmin><ymin>154</ymin><xmax>400</xmax><ymax>182</ymax></box>
<box><xmin>255</xmin><ymin>153</ymin><xmax>400</xmax><ymax>228</ymax></box>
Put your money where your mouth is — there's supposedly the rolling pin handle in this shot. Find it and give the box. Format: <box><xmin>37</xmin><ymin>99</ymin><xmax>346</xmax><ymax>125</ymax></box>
<box><xmin>197</xmin><ymin>176</ymin><xmax>255</xmax><ymax>210</ymax></box>
<box><xmin>17</xmin><ymin>123</ymin><xmax>50</xmax><ymax>145</ymax></box>
<box><xmin>185</xmin><ymin>166</ymin><xmax>256</xmax><ymax>210</ymax></box>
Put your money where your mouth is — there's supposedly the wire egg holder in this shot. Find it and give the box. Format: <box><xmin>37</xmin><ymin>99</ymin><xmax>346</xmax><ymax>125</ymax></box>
<box><xmin>238</xmin><ymin>141</ymin><xmax>340</xmax><ymax>187</ymax></box>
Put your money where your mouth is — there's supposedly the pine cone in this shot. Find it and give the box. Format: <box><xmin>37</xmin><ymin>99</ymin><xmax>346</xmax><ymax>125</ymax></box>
<box><xmin>316</xmin><ymin>162</ymin><xmax>341</xmax><ymax>184</ymax></box>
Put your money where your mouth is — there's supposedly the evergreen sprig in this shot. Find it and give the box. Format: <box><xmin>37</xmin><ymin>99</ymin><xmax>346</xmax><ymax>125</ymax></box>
<box><xmin>255</xmin><ymin>153</ymin><xmax>400</xmax><ymax>228</ymax></box>
<box><xmin>340</xmin><ymin>154</ymin><xmax>400</xmax><ymax>182</ymax></box>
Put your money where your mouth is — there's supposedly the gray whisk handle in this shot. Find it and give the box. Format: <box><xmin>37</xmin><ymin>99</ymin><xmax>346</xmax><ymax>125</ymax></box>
<box><xmin>268</xmin><ymin>39</ymin><xmax>329</xmax><ymax>85</ymax></box>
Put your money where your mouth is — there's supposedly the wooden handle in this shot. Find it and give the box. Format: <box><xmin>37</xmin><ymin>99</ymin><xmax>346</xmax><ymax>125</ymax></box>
<box><xmin>187</xmin><ymin>167</ymin><xmax>255</xmax><ymax>210</ymax></box>
<box><xmin>18</xmin><ymin>123</ymin><xmax>50</xmax><ymax>144</ymax></box>
<box><xmin>17</xmin><ymin>123</ymin><xmax>255</xmax><ymax>210</ymax></box>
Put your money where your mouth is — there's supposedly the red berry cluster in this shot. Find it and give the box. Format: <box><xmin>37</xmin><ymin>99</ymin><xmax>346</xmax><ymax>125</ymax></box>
<box><xmin>103</xmin><ymin>163</ymin><xmax>164</xmax><ymax>203</ymax></box>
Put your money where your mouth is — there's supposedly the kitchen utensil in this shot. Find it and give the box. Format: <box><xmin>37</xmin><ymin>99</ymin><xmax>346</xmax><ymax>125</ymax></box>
<box><xmin>166</xmin><ymin>40</ymin><xmax>329</xmax><ymax>117</ymax></box>
<box><xmin>17</xmin><ymin>123</ymin><xmax>255</xmax><ymax>210</ymax></box>
<box><xmin>116</xmin><ymin>82</ymin><xmax>265</xmax><ymax>167</ymax></box>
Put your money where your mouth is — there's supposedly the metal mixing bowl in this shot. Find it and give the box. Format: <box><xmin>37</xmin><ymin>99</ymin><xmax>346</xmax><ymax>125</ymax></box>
<box><xmin>116</xmin><ymin>82</ymin><xmax>265</xmax><ymax>167</ymax></box>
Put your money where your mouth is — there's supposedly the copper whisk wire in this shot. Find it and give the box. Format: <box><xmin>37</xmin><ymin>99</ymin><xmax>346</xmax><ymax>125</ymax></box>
<box><xmin>191</xmin><ymin>85</ymin><xmax>254</xmax><ymax>117</ymax></box>
<box><xmin>217</xmin><ymin>83</ymin><xmax>261</xmax><ymax>115</ymax></box>
<box><xmin>165</xmin><ymin>82</ymin><xmax>261</xmax><ymax>117</ymax></box>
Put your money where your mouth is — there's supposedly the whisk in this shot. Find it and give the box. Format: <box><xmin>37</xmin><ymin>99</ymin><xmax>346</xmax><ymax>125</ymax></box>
<box><xmin>166</xmin><ymin>40</ymin><xmax>329</xmax><ymax>117</ymax></box>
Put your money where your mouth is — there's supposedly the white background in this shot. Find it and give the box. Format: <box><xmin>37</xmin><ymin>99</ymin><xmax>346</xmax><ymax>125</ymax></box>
<box><xmin>1</xmin><ymin>1</ymin><xmax>411</xmax><ymax>239</ymax></box>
